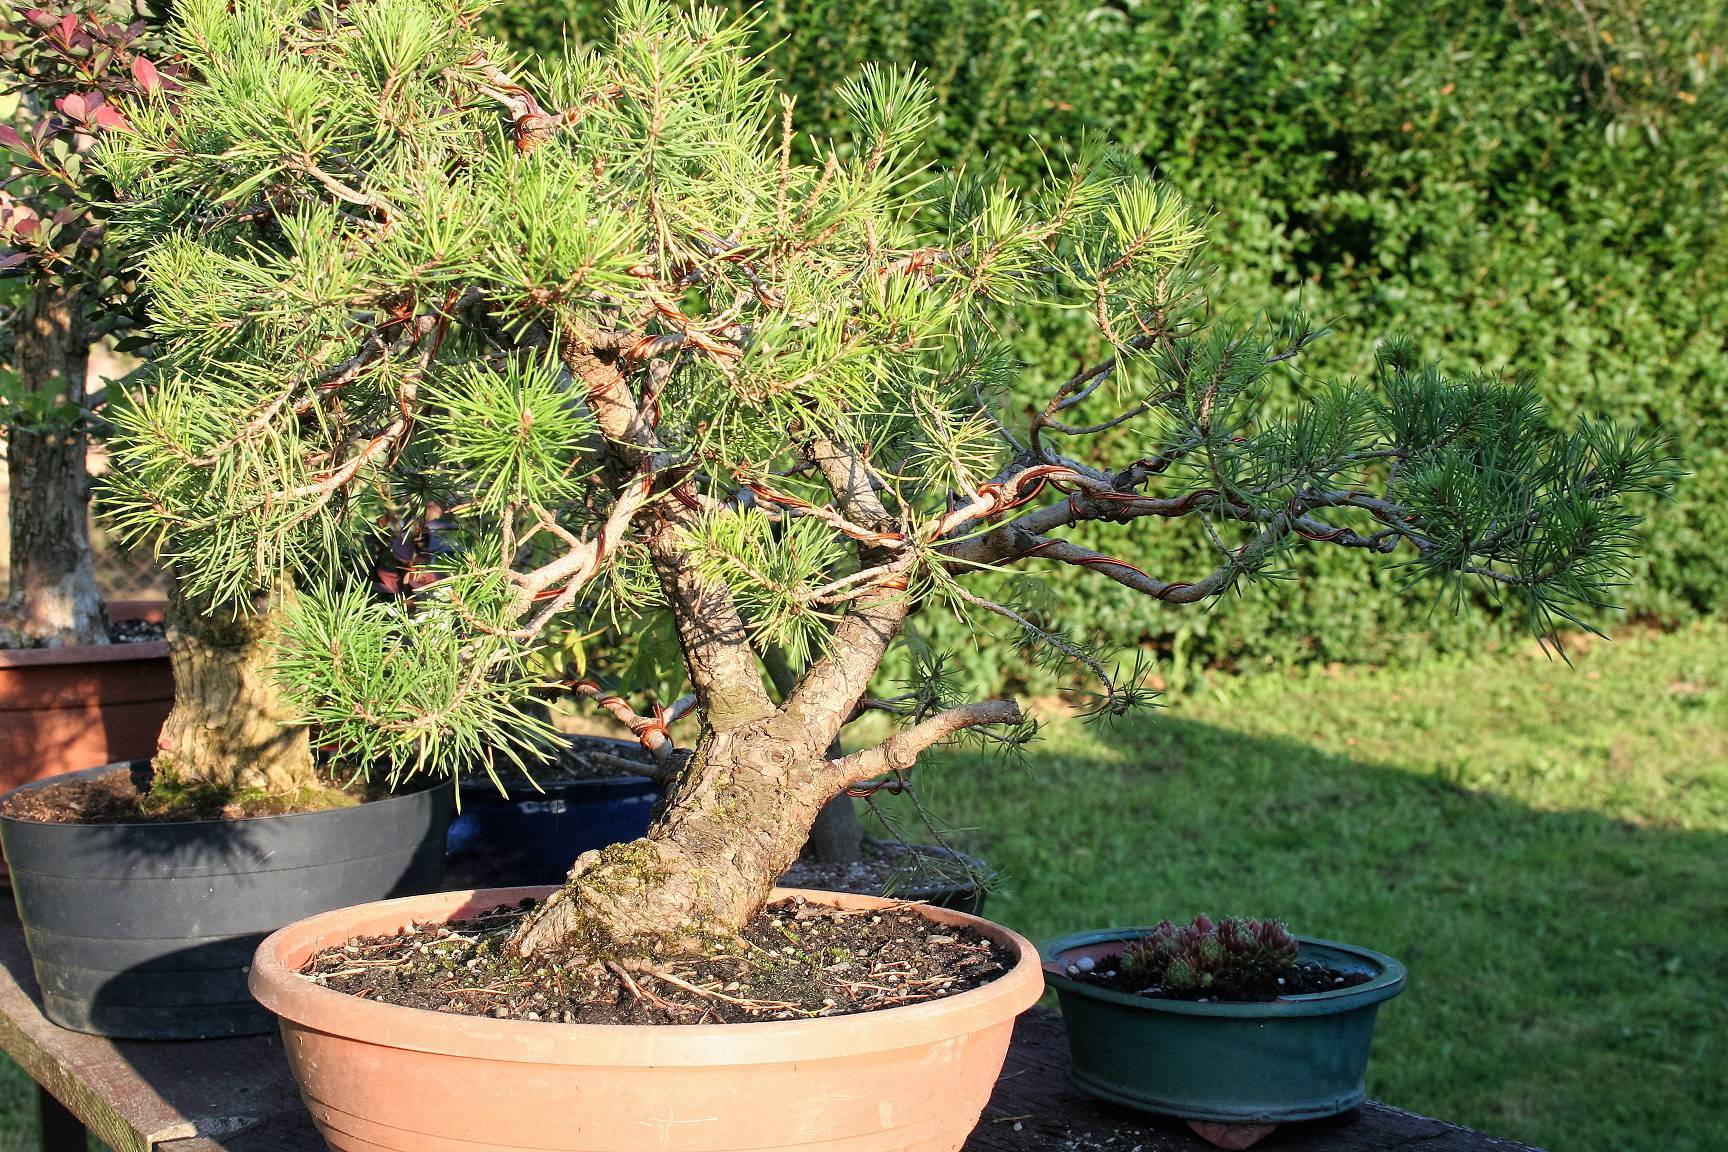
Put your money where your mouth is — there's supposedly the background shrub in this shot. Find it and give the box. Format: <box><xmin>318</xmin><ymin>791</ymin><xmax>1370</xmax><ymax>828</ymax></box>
<box><xmin>494</xmin><ymin>0</ymin><xmax>1726</xmax><ymax>680</ymax></box>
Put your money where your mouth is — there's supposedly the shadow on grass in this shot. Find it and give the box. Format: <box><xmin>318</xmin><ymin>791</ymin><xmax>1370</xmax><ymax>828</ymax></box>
<box><xmin>889</xmin><ymin>715</ymin><xmax>1726</xmax><ymax>1152</ymax></box>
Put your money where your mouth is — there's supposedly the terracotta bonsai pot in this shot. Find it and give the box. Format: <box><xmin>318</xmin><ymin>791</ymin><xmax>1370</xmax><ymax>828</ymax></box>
<box><xmin>252</xmin><ymin>885</ymin><xmax>1044</xmax><ymax>1152</ymax></box>
<box><xmin>0</xmin><ymin>600</ymin><xmax>172</xmax><ymax>791</ymax></box>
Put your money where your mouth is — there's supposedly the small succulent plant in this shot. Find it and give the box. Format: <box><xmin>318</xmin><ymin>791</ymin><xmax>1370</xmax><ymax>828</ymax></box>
<box><xmin>1118</xmin><ymin>915</ymin><xmax>1300</xmax><ymax>994</ymax></box>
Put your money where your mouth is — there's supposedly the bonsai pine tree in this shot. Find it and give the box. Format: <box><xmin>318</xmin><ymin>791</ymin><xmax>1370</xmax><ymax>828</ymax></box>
<box><xmin>97</xmin><ymin>0</ymin><xmax>1671</xmax><ymax>957</ymax></box>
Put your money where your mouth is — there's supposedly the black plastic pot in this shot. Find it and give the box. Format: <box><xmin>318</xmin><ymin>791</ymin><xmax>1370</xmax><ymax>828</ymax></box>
<box><xmin>0</xmin><ymin>764</ymin><xmax>452</xmax><ymax>1039</ymax></box>
<box><xmin>443</xmin><ymin>768</ymin><xmax>658</xmax><ymax>889</ymax></box>
<box><xmin>1041</xmin><ymin>927</ymin><xmax>1406</xmax><ymax>1124</ymax></box>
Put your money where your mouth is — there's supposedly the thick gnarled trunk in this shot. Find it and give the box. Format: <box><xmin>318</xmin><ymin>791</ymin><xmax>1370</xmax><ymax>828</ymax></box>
<box><xmin>764</xmin><ymin>642</ymin><xmax>865</xmax><ymax>865</ymax></box>
<box><xmin>153</xmin><ymin>582</ymin><xmax>317</xmax><ymax>794</ymax></box>
<box><xmin>513</xmin><ymin>715</ymin><xmax>846</xmax><ymax>957</ymax></box>
<box><xmin>509</xmin><ymin>396</ymin><xmax>931</xmax><ymax>958</ymax></box>
<box><xmin>2</xmin><ymin>286</ymin><xmax>105</xmax><ymax>649</ymax></box>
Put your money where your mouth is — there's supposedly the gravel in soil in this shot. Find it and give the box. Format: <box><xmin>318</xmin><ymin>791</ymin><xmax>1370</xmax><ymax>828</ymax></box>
<box><xmin>108</xmin><ymin>617</ymin><xmax>166</xmax><ymax>643</ymax></box>
<box><xmin>1067</xmin><ymin>952</ymin><xmax>1372</xmax><ymax>1003</ymax></box>
<box><xmin>5</xmin><ymin>614</ymin><xmax>165</xmax><ymax>649</ymax></box>
<box><xmin>298</xmin><ymin>895</ymin><xmax>1014</xmax><ymax>1025</ymax></box>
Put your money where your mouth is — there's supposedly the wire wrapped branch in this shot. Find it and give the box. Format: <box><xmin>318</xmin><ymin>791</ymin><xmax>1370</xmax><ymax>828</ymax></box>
<box><xmin>454</xmin><ymin>51</ymin><xmax>615</xmax><ymax>153</ymax></box>
<box><xmin>567</xmin><ymin>679</ymin><xmax>693</xmax><ymax>764</ymax></box>
<box><xmin>509</xmin><ymin>466</ymin><xmax>657</xmax><ymax>629</ymax></box>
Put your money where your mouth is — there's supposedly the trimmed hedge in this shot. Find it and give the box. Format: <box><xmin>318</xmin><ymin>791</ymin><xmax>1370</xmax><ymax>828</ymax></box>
<box><xmin>494</xmin><ymin>0</ymin><xmax>1726</xmax><ymax>677</ymax></box>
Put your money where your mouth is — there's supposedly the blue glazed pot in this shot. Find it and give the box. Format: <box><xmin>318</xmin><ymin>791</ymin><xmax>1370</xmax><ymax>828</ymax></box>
<box><xmin>1041</xmin><ymin>927</ymin><xmax>1405</xmax><ymax>1124</ymax></box>
<box><xmin>444</xmin><ymin>766</ymin><xmax>657</xmax><ymax>889</ymax></box>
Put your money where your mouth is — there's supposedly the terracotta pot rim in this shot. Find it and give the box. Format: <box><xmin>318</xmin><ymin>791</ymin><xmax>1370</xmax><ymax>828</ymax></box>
<box><xmin>251</xmin><ymin>885</ymin><xmax>1043</xmax><ymax>1066</ymax></box>
<box><xmin>0</xmin><ymin>640</ymin><xmax>169</xmax><ymax>669</ymax></box>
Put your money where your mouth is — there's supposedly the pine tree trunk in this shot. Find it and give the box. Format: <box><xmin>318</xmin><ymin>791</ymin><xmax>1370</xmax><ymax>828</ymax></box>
<box><xmin>2</xmin><ymin>285</ymin><xmax>106</xmax><ymax>649</ymax></box>
<box><xmin>763</xmin><ymin>643</ymin><xmax>864</xmax><ymax>865</ymax></box>
<box><xmin>508</xmin><ymin>472</ymin><xmax>900</xmax><ymax>960</ymax></box>
<box><xmin>152</xmin><ymin>582</ymin><xmax>317</xmax><ymax>793</ymax></box>
<box><xmin>512</xmin><ymin>715</ymin><xmax>844</xmax><ymax>957</ymax></box>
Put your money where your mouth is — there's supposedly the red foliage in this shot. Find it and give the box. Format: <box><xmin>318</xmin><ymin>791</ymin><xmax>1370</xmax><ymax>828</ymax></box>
<box><xmin>1</xmin><ymin>2</ymin><xmax>180</xmax><ymax>273</ymax></box>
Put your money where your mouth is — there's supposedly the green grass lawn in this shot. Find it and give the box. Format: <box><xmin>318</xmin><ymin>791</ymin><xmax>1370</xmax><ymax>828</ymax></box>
<box><xmin>0</xmin><ymin>1061</ymin><xmax>40</xmax><ymax>1149</ymax></box>
<box><xmin>1</xmin><ymin>623</ymin><xmax>1721</xmax><ymax>1151</ymax></box>
<box><xmin>879</xmin><ymin>621</ymin><xmax>1728</xmax><ymax>1152</ymax></box>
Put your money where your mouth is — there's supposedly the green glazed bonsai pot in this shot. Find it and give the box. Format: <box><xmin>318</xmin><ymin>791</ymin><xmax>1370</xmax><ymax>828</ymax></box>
<box><xmin>1041</xmin><ymin>927</ymin><xmax>1406</xmax><ymax>1123</ymax></box>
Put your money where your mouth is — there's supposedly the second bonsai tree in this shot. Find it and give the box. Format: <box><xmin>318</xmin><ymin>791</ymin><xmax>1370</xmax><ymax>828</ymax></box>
<box><xmin>98</xmin><ymin>0</ymin><xmax>1669</xmax><ymax>965</ymax></box>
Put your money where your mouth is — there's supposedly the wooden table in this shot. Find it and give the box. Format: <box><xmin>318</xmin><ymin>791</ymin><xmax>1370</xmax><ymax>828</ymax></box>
<box><xmin>0</xmin><ymin>903</ymin><xmax>1541</xmax><ymax>1152</ymax></box>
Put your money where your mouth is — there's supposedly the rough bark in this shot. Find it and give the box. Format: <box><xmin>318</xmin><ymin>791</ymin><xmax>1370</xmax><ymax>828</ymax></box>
<box><xmin>507</xmin><ymin>414</ymin><xmax>1004</xmax><ymax>957</ymax></box>
<box><xmin>764</xmin><ymin>643</ymin><xmax>864</xmax><ymax>865</ymax></box>
<box><xmin>1</xmin><ymin>285</ymin><xmax>106</xmax><ymax>649</ymax></box>
<box><xmin>510</xmin><ymin>694</ymin><xmax>1020</xmax><ymax>957</ymax></box>
<box><xmin>783</xmin><ymin>438</ymin><xmax>915</xmax><ymax>743</ymax></box>
<box><xmin>509</xmin><ymin>588</ymin><xmax>1022</xmax><ymax>957</ymax></box>
<box><xmin>152</xmin><ymin>581</ymin><xmax>317</xmax><ymax>793</ymax></box>
<box><xmin>511</xmin><ymin>715</ymin><xmax>845</xmax><ymax>957</ymax></box>
<box><xmin>644</xmin><ymin>515</ymin><xmax>775</xmax><ymax>732</ymax></box>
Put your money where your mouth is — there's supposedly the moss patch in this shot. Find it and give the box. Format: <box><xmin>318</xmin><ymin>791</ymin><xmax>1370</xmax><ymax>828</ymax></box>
<box><xmin>140</xmin><ymin>774</ymin><xmax>361</xmax><ymax>820</ymax></box>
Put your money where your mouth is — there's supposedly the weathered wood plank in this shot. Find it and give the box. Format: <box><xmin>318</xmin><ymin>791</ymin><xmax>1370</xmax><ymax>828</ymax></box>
<box><xmin>0</xmin><ymin>896</ymin><xmax>1541</xmax><ymax>1152</ymax></box>
<box><xmin>0</xmin><ymin>902</ymin><xmax>311</xmax><ymax>1152</ymax></box>
<box><xmin>966</xmin><ymin>1012</ymin><xmax>1545</xmax><ymax>1151</ymax></box>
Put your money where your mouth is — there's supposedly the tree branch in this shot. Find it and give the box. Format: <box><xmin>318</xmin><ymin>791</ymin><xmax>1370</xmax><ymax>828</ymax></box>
<box><xmin>553</xmin><ymin>322</ymin><xmax>773</xmax><ymax>731</ymax></box>
<box><xmin>507</xmin><ymin>466</ymin><xmax>656</xmax><ymax>629</ymax></box>
<box><xmin>646</xmin><ymin>509</ymin><xmax>776</xmax><ymax>731</ymax></box>
<box><xmin>569</xmin><ymin>679</ymin><xmax>687</xmax><ymax>764</ymax></box>
<box><xmin>783</xmin><ymin>436</ymin><xmax>914</xmax><ymax>740</ymax></box>
<box><xmin>826</xmin><ymin>699</ymin><xmax>1023</xmax><ymax>785</ymax></box>
<box><xmin>556</xmin><ymin>330</ymin><xmax>661</xmax><ymax>451</ymax></box>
